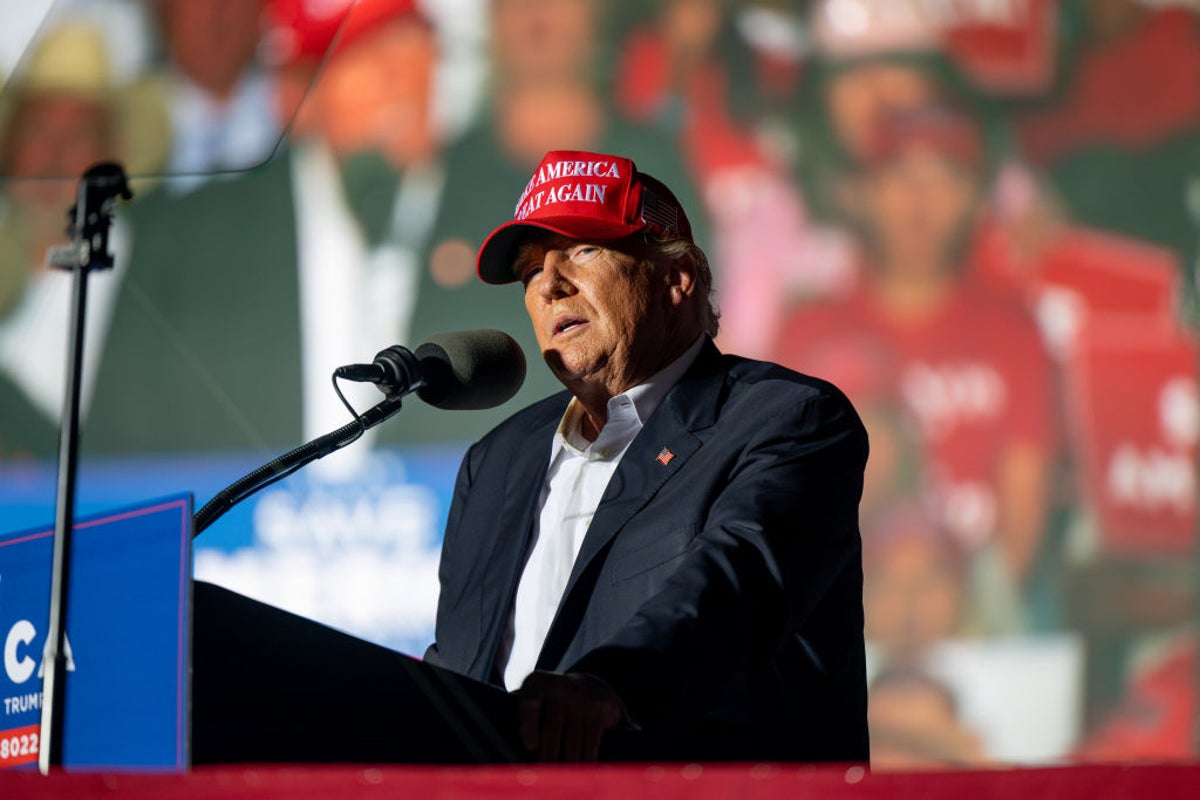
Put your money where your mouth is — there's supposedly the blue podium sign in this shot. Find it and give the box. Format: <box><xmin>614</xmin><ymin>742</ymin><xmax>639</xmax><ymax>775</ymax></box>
<box><xmin>0</xmin><ymin>494</ymin><xmax>192</xmax><ymax>770</ymax></box>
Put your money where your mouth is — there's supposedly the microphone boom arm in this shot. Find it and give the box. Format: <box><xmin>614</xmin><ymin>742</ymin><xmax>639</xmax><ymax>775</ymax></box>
<box><xmin>192</xmin><ymin>328</ymin><xmax>525</xmax><ymax>536</ymax></box>
<box><xmin>192</xmin><ymin>392</ymin><xmax>409</xmax><ymax>537</ymax></box>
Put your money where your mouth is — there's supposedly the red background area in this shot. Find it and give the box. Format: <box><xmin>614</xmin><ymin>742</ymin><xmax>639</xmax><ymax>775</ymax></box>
<box><xmin>2</xmin><ymin>763</ymin><xmax>1200</xmax><ymax>800</ymax></box>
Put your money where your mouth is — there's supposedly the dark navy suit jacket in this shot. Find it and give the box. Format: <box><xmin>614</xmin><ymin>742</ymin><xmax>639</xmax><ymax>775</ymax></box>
<box><xmin>424</xmin><ymin>340</ymin><xmax>870</xmax><ymax>762</ymax></box>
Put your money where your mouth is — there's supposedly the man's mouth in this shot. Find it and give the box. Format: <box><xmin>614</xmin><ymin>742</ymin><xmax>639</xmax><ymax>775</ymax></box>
<box><xmin>552</xmin><ymin>314</ymin><xmax>589</xmax><ymax>338</ymax></box>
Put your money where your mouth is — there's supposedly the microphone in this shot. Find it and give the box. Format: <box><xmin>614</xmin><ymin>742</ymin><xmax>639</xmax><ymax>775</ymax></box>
<box><xmin>334</xmin><ymin>329</ymin><xmax>526</xmax><ymax>410</ymax></box>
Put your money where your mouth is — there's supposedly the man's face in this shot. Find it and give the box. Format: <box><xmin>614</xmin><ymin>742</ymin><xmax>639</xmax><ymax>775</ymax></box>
<box><xmin>491</xmin><ymin>0</ymin><xmax>596</xmax><ymax>81</ymax></box>
<box><xmin>312</xmin><ymin>20</ymin><xmax>437</xmax><ymax>166</ymax></box>
<box><xmin>826</xmin><ymin>62</ymin><xmax>937</xmax><ymax>159</ymax></box>
<box><xmin>4</xmin><ymin>93</ymin><xmax>111</xmax><ymax>218</ymax></box>
<box><xmin>864</xmin><ymin>529</ymin><xmax>963</xmax><ymax>652</ymax></box>
<box><xmin>662</xmin><ymin>0</ymin><xmax>723</xmax><ymax>56</ymax></box>
<box><xmin>516</xmin><ymin>232</ymin><xmax>671</xmax><ymax>393</ymax></box>
<box><xmin>856</xmin><ymin>146</ymin><xmax>980</xmax><ymax>278</ymax></box>
<box><xmin>159</xmin><ymin>0</ymin><xmax>265</xmax><ymax>98</ymax></box>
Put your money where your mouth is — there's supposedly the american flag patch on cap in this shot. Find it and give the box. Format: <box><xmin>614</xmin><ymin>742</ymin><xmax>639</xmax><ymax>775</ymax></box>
<box><xmin>640</xmin><ymin>187</ymin><xmax>681</xmax><ymax>238</ymax></box>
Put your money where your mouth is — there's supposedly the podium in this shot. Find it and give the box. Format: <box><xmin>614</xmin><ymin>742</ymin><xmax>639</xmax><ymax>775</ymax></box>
<box><xmin>192</xmin><ymin>581</ymin><xmax>527</xmax><ymax>764</ymax></box>
<box><xmin>1</xmin><ymin>495</ymin><xmax>676</xmax><ymax>768</ymax></box>
<box><xmin>0</xmin><ymin>494</ymin><xmax>531</xmax><ymax>769</ymax></box>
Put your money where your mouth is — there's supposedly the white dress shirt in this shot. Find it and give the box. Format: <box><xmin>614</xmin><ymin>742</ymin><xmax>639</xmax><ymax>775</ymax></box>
<box><xmin>163</xmin><ymin>69</ymin><xmax>281</xmax><ymax>194</ymax></box>
<box><xmin>498</xmin><ymin>336</ymin><xmax>705</xmax><ymax>691</ymax></box>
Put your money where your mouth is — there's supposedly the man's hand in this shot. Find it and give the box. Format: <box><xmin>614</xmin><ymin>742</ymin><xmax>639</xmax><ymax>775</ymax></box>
<box><xmin>517</xmin><ymin>671</ymin><xmax>624</xmax><ymax>762</ymax></box>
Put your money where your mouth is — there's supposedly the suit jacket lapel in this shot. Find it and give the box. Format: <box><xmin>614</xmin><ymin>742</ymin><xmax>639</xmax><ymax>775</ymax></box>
<box><xmin>536</xmin><ymin>341</ymin><xmax>727</xmax><ymax>668</ymax></box>
<box><xmin>469</xmin><ymin>394</ymin><xmax>568</xmax><ymax>681</ymax></box>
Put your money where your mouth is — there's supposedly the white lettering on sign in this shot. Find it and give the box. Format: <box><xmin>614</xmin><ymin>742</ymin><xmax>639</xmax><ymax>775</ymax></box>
<box><xmin>2</xmin><ymin>621</ymin><xmax>76</xmax><ymax>687</ymax></box>
<box><xmin>3</xmin><ymin>622</ymin><xmax>35</xmax><ymax>685</ymax></box>
<box><xmin>3</xmin><ymin>692</ymin><xmax>40</xmax><ymax>715</ymax></box>
<box><xmin>254</xmin><ymin>484</ymin><xmax>438</xmax><ymax>556</ymax></box>
<box><xmin>936</xmin><ymin>479</ymin><xmax>998</xmax><ymax>549</ymax></box>
<box><xmin>1106</xmin><ymin>443</ymin><xmax>1196</xmax><ymax>515</ymax></box>
<box><xmin>900</xmin><ymin>361</ymin><xmax>1008</xmax><ymax>439</ymax></box>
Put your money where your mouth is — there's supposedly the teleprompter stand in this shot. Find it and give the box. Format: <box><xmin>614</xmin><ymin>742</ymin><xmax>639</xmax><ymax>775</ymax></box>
<box><xmin>39</xmin><ymin>163</ymin><xmax>132</xmax><ymax>774</ymax></box>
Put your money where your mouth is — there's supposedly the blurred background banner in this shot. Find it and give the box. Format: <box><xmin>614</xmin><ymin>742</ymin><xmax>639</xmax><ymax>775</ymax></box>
<box><xmin>0</xmin><ymin>0</ymin><xmax>1196</xmax><ymax>770</ymax></box>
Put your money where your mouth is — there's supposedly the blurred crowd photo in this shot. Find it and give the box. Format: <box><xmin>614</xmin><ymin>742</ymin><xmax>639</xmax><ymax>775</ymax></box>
<box><xmin>0</xmin><ymin>0</ymin><xmax>1197</xmax><ymax>770</ymax></box>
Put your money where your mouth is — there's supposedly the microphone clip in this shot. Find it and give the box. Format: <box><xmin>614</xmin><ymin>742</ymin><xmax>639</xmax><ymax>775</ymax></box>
<box><xmin>334</xmin><ymin>345</ymin><xmax>424</xmax><ymax>398</ymax></box>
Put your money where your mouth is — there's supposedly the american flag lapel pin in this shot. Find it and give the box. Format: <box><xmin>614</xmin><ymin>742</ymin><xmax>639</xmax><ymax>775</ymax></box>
<box><xmin>656</xmin><ymin>447</ymin><xmax>675</xmax><ymax>466</ymax></box>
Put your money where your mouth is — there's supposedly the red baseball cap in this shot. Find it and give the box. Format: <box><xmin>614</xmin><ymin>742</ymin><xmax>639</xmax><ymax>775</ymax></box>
<box><xmin>266</xmin><ymin>0</ymin><xmax>428</xmax><ymax>68</ymax></box>
<box><xmin>476</xmin><ymin>149</ymin><xmax>694</xmax><ymax>284</ymax></box>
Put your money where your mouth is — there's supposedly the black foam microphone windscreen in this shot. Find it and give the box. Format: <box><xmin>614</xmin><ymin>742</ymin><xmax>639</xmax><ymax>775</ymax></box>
<box><xmin>414</xmin><ymin>329</ymin><xmax>526</xmax><ymax>410</ymax></box>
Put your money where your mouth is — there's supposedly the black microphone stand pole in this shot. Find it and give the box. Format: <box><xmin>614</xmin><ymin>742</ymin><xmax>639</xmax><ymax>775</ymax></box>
<box><xmin>39</xmin><ymin>163</ymin><xmax>132</xmax><ymax>773</ymax></box>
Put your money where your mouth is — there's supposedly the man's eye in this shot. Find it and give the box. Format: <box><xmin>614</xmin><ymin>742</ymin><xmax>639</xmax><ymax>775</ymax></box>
<box><xmin>571</xmin><ymin>246</ymin><xmax>599</xmax><ymax>260</ymax></box>
<box><xmin>521</xmin><ymin>266</ymin><xmax>543</xmax><ymax>286</ymax></box>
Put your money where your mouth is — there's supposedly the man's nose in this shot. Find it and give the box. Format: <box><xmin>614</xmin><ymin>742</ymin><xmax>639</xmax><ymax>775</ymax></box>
<box><xmin>538</xmin><ymin>250</ymin><xmax>575</xmax><ymax>301</ymax></box>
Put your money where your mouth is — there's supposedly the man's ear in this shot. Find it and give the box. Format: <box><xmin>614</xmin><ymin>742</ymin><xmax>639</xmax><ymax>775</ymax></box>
<box><xmin>664</xmin><ymin>252</ymin><xmax>698</xmax><ymax>309</ymax></box>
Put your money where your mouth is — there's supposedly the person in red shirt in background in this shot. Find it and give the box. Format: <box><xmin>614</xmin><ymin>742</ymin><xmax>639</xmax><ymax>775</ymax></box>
<box><xmin>775</xmin><ymin>102</ymin><xmax>1056</xmax><ymax>632</ymax></box>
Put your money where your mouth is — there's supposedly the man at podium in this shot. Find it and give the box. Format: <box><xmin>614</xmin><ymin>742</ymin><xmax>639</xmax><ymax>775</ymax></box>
<box><xmin>422</xmin><ymin>150</ymin><xmax>870</xmax><ymax>763</ymax></box>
